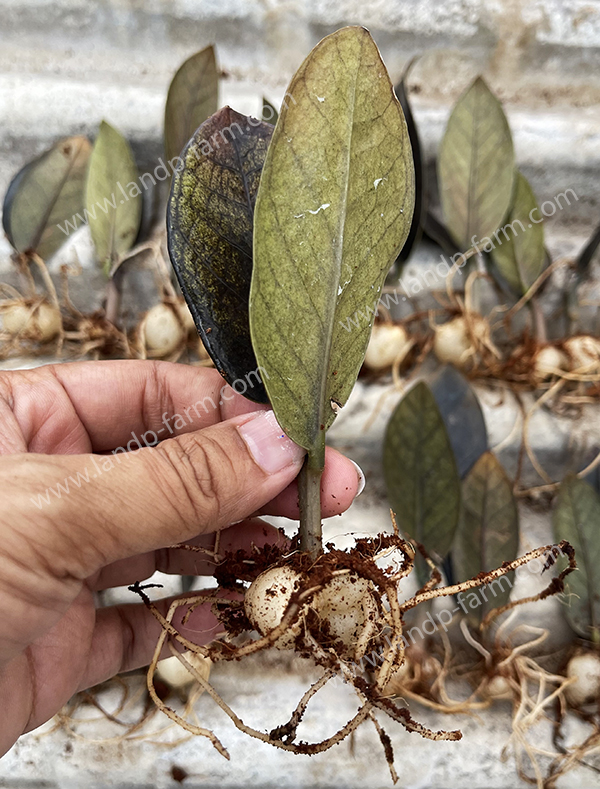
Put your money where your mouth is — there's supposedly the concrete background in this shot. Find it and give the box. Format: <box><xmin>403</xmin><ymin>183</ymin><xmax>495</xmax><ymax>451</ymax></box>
<box><xmin>1</xmin><ymin>1</ymin><xmax>600</xmax><ymax>787</ymax></box>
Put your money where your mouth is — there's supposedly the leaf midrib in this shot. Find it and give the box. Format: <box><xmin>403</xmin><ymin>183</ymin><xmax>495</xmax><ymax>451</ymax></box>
<box><xmin>315</xmin><ymin>39</ymin><xmax>362</xmax><ymax>447</ymax></box>
<box><xmin>31</xmin><ymin>138</ymin><xmax>84</xmax><ymax>252</ymax></box>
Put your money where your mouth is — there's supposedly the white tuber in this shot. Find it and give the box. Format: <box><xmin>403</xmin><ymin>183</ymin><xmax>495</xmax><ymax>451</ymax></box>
<box><xmin>532</xmin><ymin>345</ymin><xmax>568</xmax><ymax>382</ymax></box>
<box><xmin>155</xmin><ymin>651</ymin><xmax>211</xmax><ymax>691</ymax></box>
<box><xmin>244</xmin><ymin>566</ymin><xmax>303</xmax><ymax>649</ymax></box>
<box><xmin>3</xmin><ymin>301</ymin><xmax>61</xmax><ymax>342</ymax></box>
<box><xmin>564</xmin><ymin>651</ymin><xmax>600</xmax><ymax>707</ymax></box>
<box><xmin>364</xmin><ymin>323</ymin><xmax>411</xmax><ymax>371</ymax></box>
<box><xmin>433</xmin><ymin>316</ymin><xmax>473</xmax><ymax>368</ymax></box>
<box><xmin>484</xmin><ymin>674</ymin><xmax>513</xmax><ymax>700</ymax></box>
<box><xmin>141</xmin><ymin>303</ymin><xmax>185</xmax><ymax>357</ymax></box>
<box><xmin>244</xmin><ymin>566</ymin><xmax>377</xmax><ymax>659</ymax></box>
<box><xmin>564</xmin><ymin>335</ymin><xmax>600</xmax><ymax>373</ymax></box>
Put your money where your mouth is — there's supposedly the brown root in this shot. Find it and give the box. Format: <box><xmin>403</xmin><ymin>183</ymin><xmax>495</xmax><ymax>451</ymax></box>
<box><xmin>126</xmin><ymin>526</ymin><xmax>575</xmax><ymax>779</ymax></box>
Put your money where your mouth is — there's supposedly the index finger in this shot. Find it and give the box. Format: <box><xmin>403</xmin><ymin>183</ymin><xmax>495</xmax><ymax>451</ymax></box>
<box><xmin>5</xmin><ymin>360</ymin><xmax>267</xmax><ymax>453</ymax></box>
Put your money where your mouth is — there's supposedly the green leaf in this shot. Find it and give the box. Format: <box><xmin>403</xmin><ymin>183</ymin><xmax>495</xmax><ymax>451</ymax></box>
<box><xmin>453</xmin><ymin>452</ymin><xmax>519</xmax><ymax>625</ymax></box>
<box><xmin>262</xmin><ymin>97</ymin><xmax>278</xmax><ymax>126</ymax></box>
<box><xmin>250</xmin><ymin>26</ymin><xmax>415</xmax><ymax>464</ymax></box>
<box><xmin>164</xmin><ymin>45</ymin><xmax>219</xmax><ymax>164</ymax></box>
<box><xmin>85</xmin><ymin>121</ymin><xmax>142</xmax><ymax>270</ymax></box>
<box><xmin>167</xmin><ymin>107</ymin><xmax>273</xmax><ymax>403</ymax></box>
<box><xmin>491</xmin><ymin>171</ymin><xmax>545</xmax><ymax>294</ymax></box>
<box><xmin>553</xmin><ymin>474</ymin><xmax>600</xmax><ymax>640</ymax></box>
<box><xmin>2</xmin><ymin>136</ymin><xmax>91</xmax><ymax>259</ymax></box>
<box><xmin>383</xmin><ymin>381</ymin><xmax>461</xmax><ymax>581</ymax></box>
<box><xmin>438</xmin><ymin>76</ymin><xmax>515</xmax><ymax>250</ymax></box>
<box><xmin>394</xmin><ymin>59</ymin><xmax>423</xmax><ymax>266</ymax></box>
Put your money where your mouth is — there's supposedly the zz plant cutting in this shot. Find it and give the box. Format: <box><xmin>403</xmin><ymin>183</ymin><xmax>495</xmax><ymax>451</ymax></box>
<box><xmin>152</xmin><ymin>26</ymin><xmax>576</xmax><ymax>781</ymax></box>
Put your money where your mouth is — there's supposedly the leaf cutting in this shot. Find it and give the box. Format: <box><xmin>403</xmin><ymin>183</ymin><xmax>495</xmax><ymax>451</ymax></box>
<box><xmin>492</xmin><ymin>171</ymin><xmax>545</xmax><ymax>294</ymax></box>
<box><xmin>453</xmin><ymin>452</ymin><xmax>519</xmax><ymax>625</ymax></box>
<box><xmin>438</xmin><ymin>76</ymin><xmax>515</xmax><ymax>251</ymax></box>
<box><xmin>383</xmin><ymin>381</ymin><xmax>461</xmax><ymax>582</ymax></box>
<box><xmin>85</xmin><ymin>121</ymin><xmax>142</xmax><ymax>271</ymax></box>
<box><xmin>2</xmin><ymin>135</ymin><xmax>91</xmax><ymax>260</ymax></box>
<box><xmin>164</xmin><ymin>45</ymin><xmax>219</xmax><ymax>164</ymax></box>
<box><xmin>394</xmin><ymin>58</ymin><xmax>423</xmax><ymax>266</ymax></box>
<box><xmin>553</xmin><ymin>474</ymin><xmax>600</xmax><ymax>640</ymax></box>
<box><xmin>261</xmin><ymin>97</ymin><xmax>278</xmax><ymax>126</ymax></box>
<box><xmin>250</xmin><ymin>26</ymin><xmax>415</xmax><ymax>467</ymax></box>
<box><xmin>167</xmin><ymin>107</ymin><xmax>273</xmax><ymax>402</ymax></box>
<box><xmin>430</xmin><ymin>364</ymin><xmax>488</xmax><ymax>479</ymax></box>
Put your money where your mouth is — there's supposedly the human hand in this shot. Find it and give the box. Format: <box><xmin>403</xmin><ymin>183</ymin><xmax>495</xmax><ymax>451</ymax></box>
<box><xmin>0</xmin><ymin>360</ymin><xmax>362</xmax><ymax>756</ymax></box>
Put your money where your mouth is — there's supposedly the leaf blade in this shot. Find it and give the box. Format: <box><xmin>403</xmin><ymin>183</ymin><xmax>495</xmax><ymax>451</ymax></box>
<box><xmin>3</xmin><ymin>136</ymin><xmax>91</xmax><ymax>259</ymax></box>
<box><xmin>262</xmin><ymin>97</ymin><xmax>279</xmax><ymax>126</ymax></box>
<box><xmin>85</xmin><ymin>121</ymin><xmax>142</xmax><ymax>268</ymax></box>
<box><xmin>438</xmin><ymin>76</ymin><xmax>515</xmax><ymax>250</ymax></box>
<box><xmin>430</xmin><ymin>365</ymin><xmax>488</xmax><ymax>479</ymax></box>
<box><xmin>394</xmin><ymin>60</ymin><xmax>423</xmax><ymax>265</ymax></box>
<box><xmin>553</xmin><ymin>474</ymin><xmax>600</xmax><ymax>639</ymax></box>
<box><xmin>164</xmin><ymin>46</ymin><xmax>219</xmax><ymax>164</ymax></box>
<box><xmin>453</xmin><ymin>452</ymin><xmax>519</xmax><ymax>624</ymax></box>
<box><xmin>167</xmin><ymin>107</ymin><xmax>273</xmax><ymax>402</ymax></box>
<box><xmin>251</xmin><ymin>26</ymin><xmax>415</xmax><ymax>460</ymax></box>
<box><xmin>383</xmin><ymin>382</ymin><xmax>461</xmax><ymax>573</ymax></box>
<box><xmin>491</xmin><ymin>171</ymin><xmax>545</xmax><ymax>294</ymax></box>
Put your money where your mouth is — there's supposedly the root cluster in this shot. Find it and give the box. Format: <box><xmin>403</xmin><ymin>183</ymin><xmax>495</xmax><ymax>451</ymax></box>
<box><xmin>128</xmin><ymin>520</ymin><xmax>575</xmax><ymax>783</ymax></box>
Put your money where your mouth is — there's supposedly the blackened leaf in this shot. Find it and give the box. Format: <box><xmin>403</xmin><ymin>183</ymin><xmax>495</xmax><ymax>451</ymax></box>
<box><xmin>453</xmin><ymin>452</ymin><xmax>519</xmax><ymax>626</ymax></box>
<box><xmin>384</xmin><ymin>381</ymin><xmax>461</xmax><ymax>583</ymax></box>
<box><xmin>576</xmin><ymin>223</ymin><xmax>600</xmax><ymax>279</ymax></box>
<box><xmin>164</xmin><ymin>46</ymin><xmax>219</xmax><ymax>164</ymax></box>
<box><xmin>438</xmin><ymin>76</ymin><xmax>515</xmax><ymax>250</ymax></box>
<box><xmin>553</xmin><ymin>474</ymin><xmax>600</xmax><ymax>640</ymax></box>
<box><xmin>3</xmin><ymin>136</ymin><xmax>91</xmax><ymax>259</ymax></box>
<box><xmin>86</xmin><ymin>121</ymin><xmax>142</xmax><ymax>270</ymax></box>
<box><xmin>262</xmin><ymin>97</ymin><xmax>278</xmax><ymax>126</ymax></box>
<box><xmin>430</xmin><ymin>364</ymin><xmax>488</xmax><ymax>479</ymax></box>
<box><xmin>167</xmin><ymin>107</ymin><xmax>272</xmax><ymax>403</ymax></box>
<box><xmin>251</xmin><ymin>26</ymin><xmax>414</xmax><ymax>463</ymax></box>
<box><xmin>395</xmin><ymin>58</ymin><xmax>423</xmax><ymax>265</ymax></box>
<box><xmin>422</xmin><ymin>210</ymin><xmax>461</xmax><ymax>257</ymax></box>
<box><xmin>492</xmin><ymin>171</ymin><xmax>545</xmax><ymax>294</ymax></box>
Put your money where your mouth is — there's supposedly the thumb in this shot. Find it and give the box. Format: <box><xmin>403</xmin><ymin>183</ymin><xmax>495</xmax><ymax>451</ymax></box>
<box><xmin>6</xmin><ymin>410</ymin><xmax>306</xmax><ymax>579</ymax></box>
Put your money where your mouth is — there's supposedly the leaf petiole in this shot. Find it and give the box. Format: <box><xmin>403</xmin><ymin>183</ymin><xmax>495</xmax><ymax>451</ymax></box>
<box><xmin>298</xmin><ymin>450</ymin><xmax>324</xmax><ymax>559</ymax></box>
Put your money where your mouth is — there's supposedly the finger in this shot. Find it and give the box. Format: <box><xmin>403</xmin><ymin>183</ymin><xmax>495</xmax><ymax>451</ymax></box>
<box><xmin>259</xmin><ymin>446</ymin><xmax>363</xmax><ymax>519</ymax></box>
<box><xmin>90</xmin><ymin>448</ymin><xmax>362</xmax><ymax>590</ymax></box>
<box><xmin>7</xmin><ymin>410</ymin><xmax>306</xmax><ymax>581</ymax></box>
<box><xmin>76</xmin><ymin>591</ymin><xmax>232</xmax><ymax>695</ymax></box>
<box><xmin>90</xmin><ymin>518</ymin><xmax>288</xmax><ymax>591</ymax></box>
<box><xmin>2</xmin><ymin>360</ymin><xmax>267</xmax><ymax>454</ymax></box>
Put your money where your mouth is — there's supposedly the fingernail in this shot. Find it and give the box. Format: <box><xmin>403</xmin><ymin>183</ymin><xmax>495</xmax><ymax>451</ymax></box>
<box><xmin>238</xmin><ymin>410</ymin><xmax>306</xmax><ymax>474</ymax></box>
<box><xmin>350</xmin><ymin>459</ymin><xmax>366</xmax><ymax>497</ymax></box>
